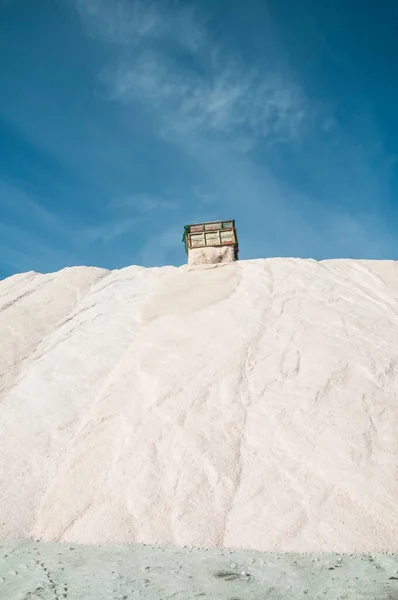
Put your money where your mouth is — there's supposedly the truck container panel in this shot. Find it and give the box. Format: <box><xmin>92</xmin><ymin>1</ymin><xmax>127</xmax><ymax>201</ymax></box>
<box><xmin>204</xmin><ymin>222</ymin><xmax>222</xmax><ymax>231</ymax></box>
<box><xmin>205</xmin><ymin>231</ymin><xmax>220</xmax><ymax>245</ymax></box>
<box><xmin>220</xmin><ymin>230</ymin><xmax>235</xmax><ymax>243</ymax></box>
<box><xmin>190</xmin><ymin>233</ymin><xmax>206</xmax><ymax>246</ymax></box>
<box><xmin>190</xmin><ymin>224</ymin><xmax>204</xmax><ymax>233</ymax></box>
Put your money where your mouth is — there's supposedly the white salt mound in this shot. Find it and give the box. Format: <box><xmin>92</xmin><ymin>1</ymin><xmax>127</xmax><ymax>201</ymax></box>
<box><xmin>1</xmin><ymin>258</ymin><xmax>398</xmax><ymax>553</ymax></box>
<box><xmin>188</xmin><ymin>246</ymin><xmax>236</xmax><ymax>265</ymax></box>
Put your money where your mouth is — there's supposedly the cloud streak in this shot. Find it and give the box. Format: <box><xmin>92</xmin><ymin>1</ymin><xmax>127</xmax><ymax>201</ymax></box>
<box><xmin>113</xmin><ymin>193</ymin><xmax>179</xmax><ymax>213</ymax></box>
<box><xmin>76</xmin><ymin>0</ymin><xmax>308</xmax><ymax>146</ymax></box>
<box><xmin>102</xmin><ymin>52</ymin><xmax>307</xmax><ymax>144</ymax></box>
<box><xmin>74</xmin><ymin>0</ymin><xmax>207</xmax><ymax>51</ymax></box>
<box><xmin>0</xmin><ymin>180</ymin><xmax>76</xmax><ymax>273</ymax></box>
<box><xmin>0</xmin><ymin>179</ymin><xmax>65</xmax><ymax>235</ymax></box>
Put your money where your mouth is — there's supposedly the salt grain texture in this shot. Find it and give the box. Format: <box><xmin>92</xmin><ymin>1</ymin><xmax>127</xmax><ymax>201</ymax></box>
<box><xmin>187</xmin><ymin>246</ymin><xmax>236</xmax><ymax>265</ymax></box>
<box><xmin>1</xmin><ymin>258</ymin><xmax>398</xmax><ymax>552</ymax></box>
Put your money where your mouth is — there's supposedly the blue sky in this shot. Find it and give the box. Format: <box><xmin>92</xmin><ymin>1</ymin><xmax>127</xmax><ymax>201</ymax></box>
<box><xmin>1</xmin><ymin>0</ymin><xmax>398</xmax><ymax>278</ymax></box>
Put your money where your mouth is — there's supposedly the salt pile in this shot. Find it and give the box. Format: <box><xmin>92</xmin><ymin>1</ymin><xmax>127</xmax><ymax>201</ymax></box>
<box><xmin>1</xmin><ymin>258</ymin><xmax>398</xmax><ymax>552</ymax></box>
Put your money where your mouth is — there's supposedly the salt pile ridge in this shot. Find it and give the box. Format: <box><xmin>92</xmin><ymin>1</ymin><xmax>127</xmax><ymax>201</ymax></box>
<box><xmin>1</xmin><ymin>258</ymin><xmax>398</xmax><ymax>553</ymax></box>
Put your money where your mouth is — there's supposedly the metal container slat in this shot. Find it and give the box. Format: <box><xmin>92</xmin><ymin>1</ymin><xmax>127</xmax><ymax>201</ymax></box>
<box><xmin>205</xmin><ymin>231</ymin><xmax>220</xmax><ymax>245</ymax></box>
<box><xmin>190</xmin><ymin>233</ymin><xmax>205</xmax><ymax>246</ymax></box>
<box><xmin>190</xmin><ymin>224</ymin><xmax>204</xmax><ymax>233</ymax></box>
<box><xmin>220</xmin><ymin>230</ymin><xmax>235</xmax><ymax>243</ymax></box>
<box><xmin>204</xmin><ymin>222</ymin><xmax>222</xmax><ymax>231</ymax></box>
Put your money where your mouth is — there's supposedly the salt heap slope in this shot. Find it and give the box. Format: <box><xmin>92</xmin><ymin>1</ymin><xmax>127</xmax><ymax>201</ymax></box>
<box><xmin>1</xmin><ymin>258</ymin><xmax>398</xmax><ymax>553</ymax></box>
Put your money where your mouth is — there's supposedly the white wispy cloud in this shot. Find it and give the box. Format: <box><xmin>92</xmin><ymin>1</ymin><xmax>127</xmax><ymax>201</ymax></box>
<box><xmin>74</xmin><ymin>0</ymin><xmax>207</xmax><ymax>51</ymax></box>
<box><xmin>75</xmin><ymin>0</ymin><xmax>308</xmax><ymax>146</ymax></box>
<box><xmin>113</xmin><ymin>193</ymin><xmax>178</xmax><ymax>212</ymax></box>
<box><xmin>81</xmin><ymin>217</ymin><xmax>143</xmax><ymax>243</ymax></box>
<box><xmin>101</xmin><ymin>51</ymin><xmax>306</xmax><ymax>144</ymax></box>
<box><xmin>80</xmin><ymin>192</ymin><xmax>179</xmax><ymax>243</ymax></box>
<box><xmin>0</xmin><ymin>180</ymin><xmax>75</xmax><ymax>272</ymax></box>
<box><xmin>0</xmin><ymin>180</ymin><xmax>65</xmax><ymax>234</ymax></box>
<box><xmin>138</xmin><ymin>224</ymin><xmax>183</xmax><ymax>266</ymax></box>
<box><xmin>0</xmin><ymin>221</ymin><xmax>73</xmax><ymax>274</ymax></box>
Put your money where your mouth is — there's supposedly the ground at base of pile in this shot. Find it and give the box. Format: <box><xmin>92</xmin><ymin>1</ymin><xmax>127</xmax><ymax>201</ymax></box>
<box><xmin>1</xmin><ymin>541</ymin><xmax>398</xmax><ymax>600</ymax></box>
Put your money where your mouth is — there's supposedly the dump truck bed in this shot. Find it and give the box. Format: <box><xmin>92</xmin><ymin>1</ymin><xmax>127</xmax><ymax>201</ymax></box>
<box><xmin>183</xmin><ymin>220</ymin><xmax>238</xmax><ymax>258</ymax></box>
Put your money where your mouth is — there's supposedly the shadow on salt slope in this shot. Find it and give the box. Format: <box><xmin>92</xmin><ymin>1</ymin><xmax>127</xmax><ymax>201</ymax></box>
<box><xmin>1</xmin><ymin>541</ymin><xmax>398</xmax><ymax>600</ymax></box>
<box><xmin>141</xmin><ymin>263</ymin><xmax>241</xmax><ymax>323</ymax></box>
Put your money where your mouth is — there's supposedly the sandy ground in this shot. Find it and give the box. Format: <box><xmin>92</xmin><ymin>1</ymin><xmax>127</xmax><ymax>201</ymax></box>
<box><xmin>1</xmin><ymin>541</ymin><xmax>398</xmax><ymax>600</ymax></box>
<box><xmin>1</xmin><ymin>258</ymin><xmax>398</xmax><ymax>552</ymax></box>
